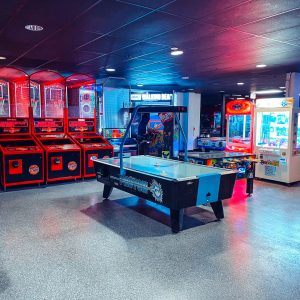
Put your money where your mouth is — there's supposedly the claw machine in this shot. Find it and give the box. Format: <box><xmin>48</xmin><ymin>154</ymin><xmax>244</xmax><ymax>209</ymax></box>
<box><xmin>0</xmin><ymin>67</ymin><xmax>44</xmax><ymax>190</ymax></box>
<box><xmin>254</xmin><ymin>97</ymin><xmax>300</xmax><ymax>183</ymax></box>
<box><xmin>66</xmin><ymin>74</ymin><xmax>113</xmax><ymax>178</ymax></box>
<box><xmin>30</xmin><ymin>70</ymin><xmax>81</xmax><ymax>183</ymax></box>
<box><xmin>226</xmin><ymin>99</ymin><xmax>254</xmax><ymax>153</ymax></box>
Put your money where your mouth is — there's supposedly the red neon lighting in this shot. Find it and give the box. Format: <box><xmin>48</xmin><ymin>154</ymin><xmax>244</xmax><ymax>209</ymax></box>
<box><xmin>226</xmin><ymin>100</ymin><xmax>253</xmax><ymax>115</ymax></box>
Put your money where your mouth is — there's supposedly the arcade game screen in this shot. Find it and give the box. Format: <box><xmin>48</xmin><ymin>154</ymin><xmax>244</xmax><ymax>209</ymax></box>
<box><xmin>228</xmin><ymin>114</ymin><xmax>251</xmax><ymax>145</ymax></box>
<box><xmin>103</xmin><ymin>128</ymin><xmax>126</xmax><ymax>138</ymax></box>
<box><xmin>256</xmin><ymin>111</ymin><xmax>289</xmax><ymax>149</ymax></box>
<box><xmin>79</xmin><ymin>87</ymin><xmax>95</xmax><ymax>118</ymax></box>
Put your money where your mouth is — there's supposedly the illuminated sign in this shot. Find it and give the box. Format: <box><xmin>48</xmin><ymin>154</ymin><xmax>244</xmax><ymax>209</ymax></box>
<box><xmin>256</xmin><ymin>98</ymin><xmax>294</xmax><ymax>108</ymax></box>
<box><xmin>131</xmin><ymin>93</ymin><xmax>173</xmax><ymax>101</ymax></box>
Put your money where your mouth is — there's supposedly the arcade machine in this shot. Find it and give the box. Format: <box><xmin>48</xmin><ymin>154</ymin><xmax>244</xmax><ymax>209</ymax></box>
<box><xmin>179</xmin><ymin>99</ymin><xmax>257</xmax><ymax>196</ymax></box>
<box><xmin>66</xmin><ymin>74</ymin><xmax>113</xmax><ymax>178</ymax></box>
<box><xmin>0</xmin><ymin>67</ymin><xmax>44</xmax><ymax>190</ymax></box>
<box><xmin>131</xmin><ymin>109</ymin><xmax>176</xmax><ymax>158</ymax></box>
<box><xmin>225</xmin><ymin>99</ymin><xmax>254</xmax><ymax>153</ymax></box>
<box><xmin>30</xmin><ymin>71</ymin><xmax>81</xmax><ymax>183</ymax></box>
<box><xmin>254</xmin><ymin>97</ymin><xmax>300</xmax><ymax>183</ymax></box>
<box><xmin>103</xmin><ymin>128</ymin><xmax>137</xmax><ymax>158</ymax></box>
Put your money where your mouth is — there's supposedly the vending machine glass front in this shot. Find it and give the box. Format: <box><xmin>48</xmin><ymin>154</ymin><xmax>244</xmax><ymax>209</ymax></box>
<box><xmin>256</xmin><ymin>111</ymin><xmax>289</xmax><ymax>149</ymax></box>
<box><xmin>228</xmin><ymin>114</ymin><xmax>251</xmax><ymax>145</ymax></box>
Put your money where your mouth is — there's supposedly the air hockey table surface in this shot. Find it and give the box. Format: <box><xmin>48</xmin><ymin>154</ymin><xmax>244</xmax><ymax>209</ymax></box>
<box><xmin>93</xmin><ymin>155</ymin><xmax>237</xmax><ymax>233</ymax></box>
<box><xmin>95</xmin><ymin>155</ymin><xmax>235</xmax><ymax>180</ymax></box>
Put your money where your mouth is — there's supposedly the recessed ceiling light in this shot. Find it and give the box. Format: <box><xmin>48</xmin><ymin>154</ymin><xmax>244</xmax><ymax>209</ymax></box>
<box><xmin>182</xmin><ymin>76</ymin><xmax>189</xmax><ymax>79</ymax></box>
<box><xmin>171</xmin><ymin>47</ymin><xmax>178</xmax><ymax>51</ymax></box>
<box><xmin>237</xmin><ymin>82</ymin><xmax>244</xmax><ymax>85</ymax></box>
<box><xmin>106</xmin><ymin>68</ymin><xmax>116</xmax><ymax>72</ymax></box>
<box><xmin>219</xmin><ymin>90</ymin><xmax>225</xmax><ymax>93</ymax></box>
<box><xmin>255</xmin><ymin>89</ymin><xmax>283</xmax><ymax>94</ymax></box>
<box><xmin>256</xmin><ymin>64</ymin><xmax>267</xmax><ymax>68</ymax></box>
<box><xmin>279</xmin><ymin>86</ymin><xmax>286</xmax><ymax>89</ymax></box>
<box><xmin>188</xmin><ymin>88</ymin><xmax>194</xmax><ymax>91</ymax></box>
<box><xmin>171</xmin><ymin>49</ymin><xmax>183</xmax><ymax>56</ymax></box>
<box><xmin>137</xmin><ymin>84</ymin><xmax>143</xmax><ymax>87</ymax></box>
<box><xmin>25</xmin><ymin>24</ymin><xmax>43</xmax><ymax>31</ymax></box>
<box><xmin>0</xmin><ymin>56</ymin><xmax>6</xmax><ymax>60</ymax></box>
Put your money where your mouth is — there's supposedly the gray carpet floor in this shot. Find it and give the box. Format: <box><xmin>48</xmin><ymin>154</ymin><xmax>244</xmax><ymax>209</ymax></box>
<box><xmin>0</xmin><ymin>179</ymin><xmax>299</xmax><ymax>300</ymax></box>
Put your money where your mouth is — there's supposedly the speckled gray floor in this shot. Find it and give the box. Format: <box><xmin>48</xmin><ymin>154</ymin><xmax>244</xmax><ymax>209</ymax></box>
<box><xmin>0</xmin><ymin>179</ymin><xmax>300</xmax><ymax>300</ymax></box>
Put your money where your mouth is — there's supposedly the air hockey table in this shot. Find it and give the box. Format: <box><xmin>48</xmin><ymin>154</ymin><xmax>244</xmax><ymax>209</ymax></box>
<box><xmin>93</xmin><ymin>155</ymin><xmax>237</xmax><ymax>233</ymax></box>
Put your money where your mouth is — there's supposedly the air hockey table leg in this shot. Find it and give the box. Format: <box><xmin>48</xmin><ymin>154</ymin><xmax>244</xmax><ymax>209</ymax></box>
<box><xmin>210</xmin><ymin>200</ymin><xmax>224</xmax><ymax>220</ymax></box>
<box><xmin>170</xmin><ymin>208</ymin><xmax>184</xmax><ymax>233</ymax></box>
<box><xmin>103</xmin><ymin>184</ymin><xmax>113</xmax><ymax>199</ymax></box>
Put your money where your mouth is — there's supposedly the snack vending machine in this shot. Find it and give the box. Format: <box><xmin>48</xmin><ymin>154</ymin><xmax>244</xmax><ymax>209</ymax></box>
<box><xmin>0</xmin><ymin>67</ymin><xmax>43</xmax><ymax>190</ymax></box>
<box><xmin>254</xmin><ymin>98</ymin><xmax>300</xmax><ymax>183</ymax></box>
<box><xmin>66</xmin><ymin>74</ymin><xmax>113</xmax><ymax>178</ymax></box>
<box><xmin>30</xmin><ymin>71</ymin><xmax>81</xmax><ymax>183</ymax></box>
<box><xmin>226</xmin><ymin>99</ymin><xmax>254</xmax><ymax>153</ymax></box>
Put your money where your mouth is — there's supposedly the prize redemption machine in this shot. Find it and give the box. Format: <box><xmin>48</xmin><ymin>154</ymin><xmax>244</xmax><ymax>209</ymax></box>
<box><xmin>0</xmin><ymin>67</ymin><xmax>43</xmax><ymax>190</ymax></box>
<box><xmin>66</xmin><ymin>74</ymin><xmax>113</xmax><ymax>178</ymax></box>
<box><xmin>254</xmin><ymin>98</ymin><xmax>300</xmax><ymax>184</ymax></box>
<box><xmin>226</xmin><ymin>99</ymin><xmax>254</xmax><ymax>153</ymax></box>
<box><xmin>30</xmin><ymin>71</ymin><xmax>81</xmax><ymax>183</ymax></box>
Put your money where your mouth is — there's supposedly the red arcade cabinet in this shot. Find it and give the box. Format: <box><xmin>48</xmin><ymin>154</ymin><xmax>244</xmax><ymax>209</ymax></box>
<box><xmin>226</xmin><ymin>99</ymin><xmax>254</xmax><ymax>153</ymax></box>
<box><xmin>66</xmin><ymin>74</ymin><xmax>113</xmax><ymax>178</ymax></box>
<box><xmin>30</xmin><ymin>71</ymin><xmax>81</xmax><ymax>183</ymax></box>
<box><xmin>0</xmin><ymin>67</ymin><xmax>44</xmax><ymax>190</ymax></box>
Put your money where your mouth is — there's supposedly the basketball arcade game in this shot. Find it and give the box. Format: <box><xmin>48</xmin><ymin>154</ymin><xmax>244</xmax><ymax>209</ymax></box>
<box><xmin>66</xmin><ymin>74</ymin><xmax>113</xmax><ymax>178</ymax></box>
<box><xmin>0</xmin><ymin>67</ymin><xmax>44</xmax><ymax>190</ymax></box>
<box><xmin>254</xmin><ymin>97</ymin><xmax>300</xmax><ymax>183</ymax></box>
<box><xmin>30</xmin><ymin>71</ymin><xmax>81</xmax><ymax>183</ymax></box>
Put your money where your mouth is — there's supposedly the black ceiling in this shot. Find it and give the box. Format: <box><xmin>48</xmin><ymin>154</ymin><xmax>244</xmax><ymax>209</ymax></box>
<box><xmin>1</xmin><ymin>0</ymin><xmax>300</xmax><ymax>93</ymax></box>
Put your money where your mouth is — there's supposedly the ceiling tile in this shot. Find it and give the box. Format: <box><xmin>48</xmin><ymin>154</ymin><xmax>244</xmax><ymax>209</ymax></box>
<box><xmin>202</xmin><ymin>0</ymin><xmax>300</xmax><ymax>28</ymax></box>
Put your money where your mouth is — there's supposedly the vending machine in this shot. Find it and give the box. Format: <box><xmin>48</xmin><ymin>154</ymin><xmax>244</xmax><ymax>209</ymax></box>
<box><xmin>226</xmin><ymin>99</ymin><xmax>254</xmax><ymax>153</ymax></box>
<box><xmin>30</xmin><ymin>71</ymin><xmax>81</xmax><ymax>183</ymax></box>
<box><xmin>254</xmin><ymin>97</ymin><xmax>300</xmax><ymax>183</ymax></box>
<box><xmin>66</xmin><ymin>74</ymin><xmax>113</xmax><ymax>178</ymax></box>
<box><xmin>0</xmin><ymin>67</ymin><xmax>44</xmax><ymax>190</ymax></box>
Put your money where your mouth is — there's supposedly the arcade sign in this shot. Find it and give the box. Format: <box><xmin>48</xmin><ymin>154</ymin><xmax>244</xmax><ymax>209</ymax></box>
<box><xmin>256</xmin><ymin>98</ymin><xmax>294</xmax><ymax>108</ymax></box>
<box><xmin>131</xmin><ymin>93</ymin><xmax>173</xmax><ymax>101</ymax></box>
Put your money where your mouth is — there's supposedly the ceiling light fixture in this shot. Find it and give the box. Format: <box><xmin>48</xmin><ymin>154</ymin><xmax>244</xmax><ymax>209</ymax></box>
<box><xmin>182</xmin><ymin>76</ymin><xmax>189</xmax><ymax>80</ymax></box>
<box><xmin>0</xmin><ymin>56</ymin><xmax>6</xmax><ymax>60</ymax></box>
<box><xmin>106</xmin><ymin>68</ymin><xmax>116</xmax><ymax>72</ymax></box>
<box><xmin>171</xmin><ymin>49</ymin><xmax>183</xmax><ymax>56</ymax></box>
<box><xmin>256</xmin><ymin>64</ymin><xmax>267</xmax><ymax>68</ymax></box>
<box><xmin>137</xmin><ymin>84</ymin><xmax>143</xmax><ymax>87</ymax></box>
<box><xmin>219</xmin><ymin>90</ymin><xmax>225</xmax><ymax>93</ymax></box>
<box><xmin>237</xmin><ymin>82</ymin><xmax>244</xmax><ymax>85</ymax></box>
<box><xmin>25</xmin><ymin>24</ymin><xmax>43</xmax><ymax>31</ymax></box>
<box><xmin>255</xmin><ymin>89</ymin><xmax>283</xmax><ymax>95</ymax></box>
<box><xmin>279</xmin><ymin>86</ymin><xmax>286</xmax><ymax>89</ymax></box>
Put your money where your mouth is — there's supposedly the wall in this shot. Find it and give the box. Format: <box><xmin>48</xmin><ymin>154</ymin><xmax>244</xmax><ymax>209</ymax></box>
<box><xmin>177</xmin><ymin>92</ymin><xmax>201</xmax><ymax>150</ymax></box>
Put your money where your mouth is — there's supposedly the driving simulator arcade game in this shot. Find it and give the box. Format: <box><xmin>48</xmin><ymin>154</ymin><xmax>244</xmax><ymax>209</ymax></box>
<box><xmin>0</xmin><ymin>67</ymin><xmax>43</xmax><ymax>190</ymax></box>
<box><xmin>66</xmin><ymin>74</ymin><xmax>113</xmax><ymax>178</ymax></box>
<box><xmin>30</xmin><ymin>70</ymin><xmax>81</xmax><ymax>183</ymax></box>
